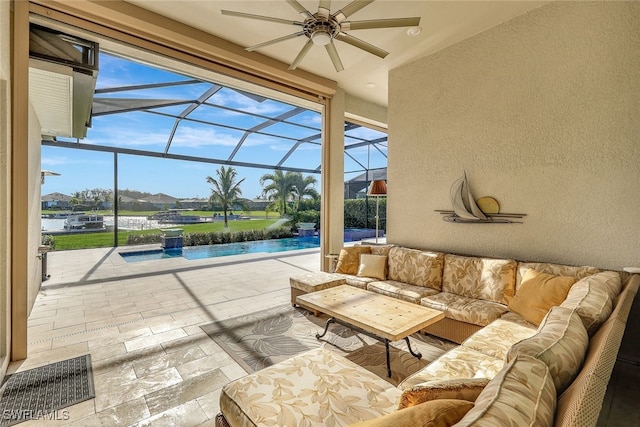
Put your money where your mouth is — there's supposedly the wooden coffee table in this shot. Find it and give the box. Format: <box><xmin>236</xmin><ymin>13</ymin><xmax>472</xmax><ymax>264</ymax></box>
<box><xmin>296</xmin><ymin>285</ymin><xmax>445</xmax><ymax>377</ymax></box>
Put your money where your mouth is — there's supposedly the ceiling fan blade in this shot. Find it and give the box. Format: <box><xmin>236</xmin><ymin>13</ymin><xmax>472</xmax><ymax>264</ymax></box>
<box><xmin>334</xmin><ymin>0</ymin><xmax>375</xmax><ymax>23</ymax></box>
<box><xmin>335</xmin><ymin>32</ymin><xmax>388</xmax><ymax>58</ymax></box>
<box><xmin>325</xmin><ymin>42</ymin><xmax>344</xmax><ymax>72</ymax></box>
<box><xmin>221</xmin><ymin>10</ymin><xmax>302</xmax><ymax>26</ymax></box>
<box><xmin>342</xmin><ymin>17</ymin><xmax>421</xmax><ymax>31</ymax></box>
<box><xmin>246</xmin><ymin>32</ymin><xmax>305</xmax><ymax>52</ymax></box>
<box><xmin>288</xmin><ymin>40</ymin><xmax>314</xmax><ymax>70</ymax></box>
<box><xmin>318</xmin><ymin>0</ymin><xmax>331</xmax><ymax>18</ymax></box>
<box><xmin>285</xmin><ymin>0</ymin><xmax>314</xmax><ymax>19</ymax></box>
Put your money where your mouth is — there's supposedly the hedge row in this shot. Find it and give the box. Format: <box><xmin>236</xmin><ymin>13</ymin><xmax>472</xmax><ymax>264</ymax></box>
<box><xmin>125</xmin><ymin>226</ymin><xmax>294</xmax><ymax>247</ymax></box>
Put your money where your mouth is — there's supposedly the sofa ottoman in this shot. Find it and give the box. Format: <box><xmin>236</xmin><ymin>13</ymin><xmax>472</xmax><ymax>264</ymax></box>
<box><xmin>219</xmin><ymin>348</ymin><xmax>402</xmax><ymax>427</ymax></box>
<box><xmin>290</xmin><ymin>271</ymin><xmax>346</xmax><ymax>315</ymax></box>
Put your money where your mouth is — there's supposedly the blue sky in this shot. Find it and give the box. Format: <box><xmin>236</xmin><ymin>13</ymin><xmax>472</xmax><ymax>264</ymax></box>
<box><xmin>41</xmin><ymin>53</ymin><xmax>387</xmax><ymax>200</ymax></box>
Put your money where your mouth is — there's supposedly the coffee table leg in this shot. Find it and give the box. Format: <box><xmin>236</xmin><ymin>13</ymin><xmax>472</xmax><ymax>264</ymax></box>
<box><xmin>385</xmin><ymin>340</ymin><xmax>392</xmax><ymax>378</ymax></box>
<box><xmin>316</xmin><ymin>317</ymin><xmax>336</xmax><ymax>339</ymax></box>
<box><xmin>404</xmin><ymin>337</ymin><xmax>423</xmax><ymax>359</ymax></box>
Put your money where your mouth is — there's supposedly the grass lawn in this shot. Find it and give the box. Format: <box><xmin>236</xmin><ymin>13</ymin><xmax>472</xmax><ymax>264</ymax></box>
<box><xmin>49</xmin><ymin>219</ymin><xmax>283</xmax><ymax>250</ymax></box>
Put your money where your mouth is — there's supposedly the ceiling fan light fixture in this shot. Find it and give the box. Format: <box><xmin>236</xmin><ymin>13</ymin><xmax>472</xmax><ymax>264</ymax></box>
<box><xmin>311</xmin><ymin>30</ymin><xmax>332</xmax><ymax>46</ymax></box>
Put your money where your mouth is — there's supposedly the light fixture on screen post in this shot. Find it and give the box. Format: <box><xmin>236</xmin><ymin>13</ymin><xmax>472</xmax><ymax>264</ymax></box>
<box><xmin>367</xmin><ymin>180</ymin><xmax>387</xmax><ymax>243</ymax></box>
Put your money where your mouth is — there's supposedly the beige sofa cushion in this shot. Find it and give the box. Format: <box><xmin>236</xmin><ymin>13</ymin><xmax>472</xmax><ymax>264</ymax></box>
<box><xmin>442</xmin><ymin>254</ymin><xmax>517</xmax><ymax>304</ymax></box>
<box><xmin>332</xmin><ymin>273</ymin><xmax>377</xmax><ymax>289</ymax></box>
<box><xmin>508</xmin><ymin>269</ymin><xmax>577</xmax><ymax>326</ymax></box>
<box><xmin>508</xmin><ymin>306</ymin><xmax>588</xmax><ymax>395</ymax></box>
<box><xmin>367</xmin><ymin>280</ymin><xmax>439</xmax><ymax>304</ymax></box>
<box><xmin>455</xmin><ymin>355</ymin><xmax>557</xmax><ymax>427</ymax></box>
<box><xmin>398</xmin><ymin>378</ymin><xmax>490</xmax><ymax>409</ymax></box>
<box><xmin>561</xmin><ymin>271</ymin><xmax>621</xmax><ymax>336</ymax></box>
<box><xmin>335</xmin><ymin>246</ymin><xmax>371</xmax><ymax>275</ymax></box>
<box><xmin>387</xmin><ymin>247</ymin><xmax>444</xmax><ymax>290</ymax></box>
<box><xmin>420</xmin><ymin>292</ymin><xmax>508</xmax><ymax>327</ymax></box>
<box><xmin>220</xmin><ymin>348</ymin><xmax>401</xmax><ymax>427</ymax></box>
<box><xmin>461</xmin><ymin>318</ymin><xmax>537</xmax><ymax>360</ymax></box>
<box><xmin>349</xmin><ymin>399</ymin><xmax>474</xmax><ymax>427</ymax></box>
<box><xmin>399</xmin><ymin>346</ymin><xmax>505</xmax><ymax>389</ymax></box>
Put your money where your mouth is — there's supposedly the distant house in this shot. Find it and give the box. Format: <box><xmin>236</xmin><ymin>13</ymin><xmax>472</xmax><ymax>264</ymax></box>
<box><xmin>179</xmin><ymin>198</ymin><xmax>209</xmax><ymax>210</ymax></box>
<box><xmin>41</xmin><ymin>192</ymin><xmax>72</xmax><ymax>210</ymax></box>
<box><xmin>245</xmin><ymin>198</ymin><xmax>270</xmax><ymax>211</ymax></box>
<box><xmin>140</xmin><ymin>193</ymin><xmax>178</xmax><ymax>209</ymax></box>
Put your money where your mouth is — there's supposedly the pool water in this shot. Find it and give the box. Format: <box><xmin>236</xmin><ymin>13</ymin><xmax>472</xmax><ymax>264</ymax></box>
<box><xmin>120</xmin><ymin>236</ymin><xmax>320</xmax><ymax>263</ymax></box>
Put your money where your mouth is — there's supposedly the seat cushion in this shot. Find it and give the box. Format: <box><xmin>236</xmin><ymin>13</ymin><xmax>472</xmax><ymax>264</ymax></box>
<box><xmin>455</xmin><ymin>355</ymin><xmax>556</xmax><ymax>427</ymax></box>
<box><xmin>442</xmin><ymin>254</ymin><xmax>517</xmax><ymax>304</ymax></box>
<box><xmin>399</xmin><ymin>346</ymin><xmax>505</xmax><ymax>389</ymax></box>
<box><xmin>420</xmin><ymin>292</ymin><xmax>508</xmax><ymax>327</ymax></box>
<box><xmin>387</xmin><ymin>247</ymin><xmax>444</xmax><ymax>290</ymax></box>
<box><xmin>461</xmin><ymin>318</ymin><xmax>537</xmax><ymax>360</ymax></box>
<box><xmin>220</xmin><ymin>348</ymin><xmax>401</xmax><ymax>427</ymax></box>
<box><xmin>500</xmin><ymin>311</ymin><xmax>537</xmax><ymax>328</ymax></box>
<box><xmin>333</xmin><ymin>273</ymin><xmax>377</xmax><ymax>289</ymax></box>
<box><xmin>507</xmin><ymin>306</ymin><xmax>588</xmax><ymax>395</ymax></box>
<box><xmin>290</xmin><ymin>271</ymin><xmax>346</xmax><ymax>293</ymax></box>
<box><xmin>367</xmin><ymin>280</ymin><xmax>440</xmax><ymax>304</ymax></box>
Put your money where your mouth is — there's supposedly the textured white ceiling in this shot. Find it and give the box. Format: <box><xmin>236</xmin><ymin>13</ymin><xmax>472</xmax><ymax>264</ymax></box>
<box><xmin>125</xmin><ymin>1</ymin><xmax>547</xmax><ymax>107</ymax></box>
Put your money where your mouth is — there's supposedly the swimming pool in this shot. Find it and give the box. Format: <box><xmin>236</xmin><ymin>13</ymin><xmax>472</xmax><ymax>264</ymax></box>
<box><xmin>120</xmin><ymin>236</ymin><xmax>320</xmax><ymax>263</ymax></box>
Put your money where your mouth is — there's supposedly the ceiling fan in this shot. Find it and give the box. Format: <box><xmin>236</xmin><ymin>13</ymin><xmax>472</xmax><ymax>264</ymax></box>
<box><xmin>221</xmin><ymin>0</ymin><xmax>421</xmax><ymax>72</ymax></box>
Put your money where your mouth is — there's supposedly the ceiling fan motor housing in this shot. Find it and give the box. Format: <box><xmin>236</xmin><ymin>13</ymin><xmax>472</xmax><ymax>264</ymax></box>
<box><xmin>304</xmin><ymin>16</ymin><xmax>340</xmax><ymax>45</ymax></box>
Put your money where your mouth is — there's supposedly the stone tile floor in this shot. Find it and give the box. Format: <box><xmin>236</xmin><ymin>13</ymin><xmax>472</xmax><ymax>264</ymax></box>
<box><xmin>11</xmin><ymin>246</ymin><xmax>320</xmax><ymax>426</ymax></box>
<box><xmin>7</xmin><ymin>245</ymin><xmax>640</xmax><ymax>426</ymax></box>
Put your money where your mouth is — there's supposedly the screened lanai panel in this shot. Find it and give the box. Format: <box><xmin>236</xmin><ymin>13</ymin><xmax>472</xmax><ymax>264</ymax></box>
<box><xmin>186</xmin><ymin>104</ymin><xmax>264</xmax><ymax>129</ymax></box>
<box><xmin>231</xmin><ymin>133</ymin><xmax>299</xmax><ymax>165</ymax></box>
<box><xmin>279</xmin><ymin>143</ymin><xmax>322</xmax><ymax>170</ymax></box>
<box><xmin>84</xmin><ymin>111</ymin><xmax>178</xmax><ymax>150</ymax></box>
<box><xmin>166</xmin><ymin>121</ymin><xmax>242</xmax><ymax>159</ymax></box>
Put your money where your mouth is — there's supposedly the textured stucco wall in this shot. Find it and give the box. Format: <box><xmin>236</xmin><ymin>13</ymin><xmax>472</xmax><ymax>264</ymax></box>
<box><xmin>388</xmin><ymin>2</ymin><xmax>640</xmax><ymax>270</ymax></box>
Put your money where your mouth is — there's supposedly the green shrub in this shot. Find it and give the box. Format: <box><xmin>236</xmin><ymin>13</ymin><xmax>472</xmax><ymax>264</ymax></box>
<box><xmin>41</xmin><ymin>234</ymin><xmax>56</xmax><ymax>250</ymax></box>
<box><xmin>344</xmin><ymin>198</ymin><xmax>386</xmax><ymax>230</ymax></box>
<box><xmin>126</xmin><ymin>233</ymin><xmax>162</xmax><ymax>245</ymax></box>
<box><xmin>181</xmin><ymin>227</ymin><xmax>294</xmax><ymax>247</ymax></box>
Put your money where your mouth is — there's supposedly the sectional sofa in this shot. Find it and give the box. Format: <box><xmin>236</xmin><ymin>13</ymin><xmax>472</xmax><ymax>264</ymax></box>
<box><xmin>216</xmin><ymin>245</ymin><xmax>639</xmax><ymax>426</ymax></box>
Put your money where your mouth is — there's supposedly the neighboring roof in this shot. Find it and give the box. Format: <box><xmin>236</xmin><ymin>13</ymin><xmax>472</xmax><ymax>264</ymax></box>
<box><xmin>42</xmin><ymin>192</ymin><xmax>72</xmax><ymax>202</ymax></box>
<box><xmin>179</xmin><ymin>198</ymin><xmax>208</xmax><ymax>203</ymax></box>
<box><xmin>116</xmin><ymin>195</ymin><xmax>137</xmax><ymax>203</ymax></box>
<box><xmin>140</xmin><ymin>193</ymin><xmax>178</xmax><ymax>204</ymax></box>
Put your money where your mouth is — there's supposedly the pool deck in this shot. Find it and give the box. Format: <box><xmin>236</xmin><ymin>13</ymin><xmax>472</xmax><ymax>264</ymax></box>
<box><xmin>12</xmin><ymin>245</ymin><xmax>321</xmax><ymax>426</ymax></box>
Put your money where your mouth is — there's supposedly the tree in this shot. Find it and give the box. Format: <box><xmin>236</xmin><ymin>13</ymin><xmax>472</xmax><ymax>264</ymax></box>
<box><xmin>206</xmin><ymin>166</ymin><xmax>245</xmax><ymax>228</ymax></box>
<box><xmin>259</xmin><ymin>170</ymin><xmax>296</xmax><ymax>216</ymax></box>
<box><xmin>290</xmin><ymin>173</ymin><xmax>318</xmax><ymax>211</ymax></box>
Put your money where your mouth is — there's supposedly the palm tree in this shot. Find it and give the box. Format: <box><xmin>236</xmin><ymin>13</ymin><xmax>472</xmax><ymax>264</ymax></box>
<box><xmin>259</xmin><ymin>170</ymin><xmax>296</xmax><ymax>216</ymax></box>
<box><xmin>206</xmin><ymin>166</ymin><xmax>245</xmax><ymax>228</ymax></box>
<box><xmin>290</xmin><ymin>173</ymin><xmax>318</xmax><ymax>211</ymax></box>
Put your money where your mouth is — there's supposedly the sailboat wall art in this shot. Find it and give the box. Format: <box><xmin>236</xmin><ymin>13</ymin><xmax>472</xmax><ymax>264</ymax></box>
<box><xmin>435</xmin><ymin>172</ymin><xmax>526</xmax><ymax>224</ymax></box>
